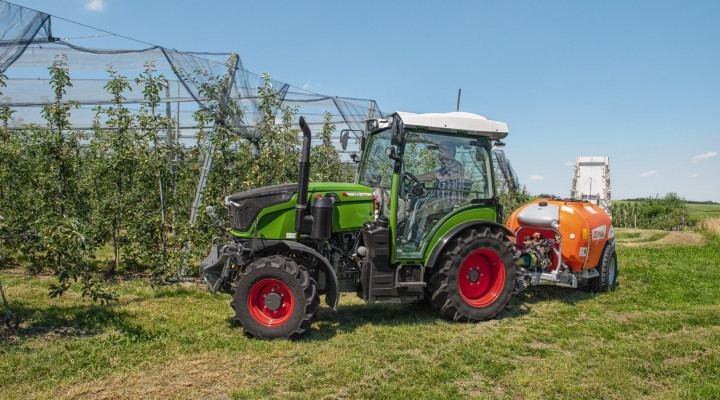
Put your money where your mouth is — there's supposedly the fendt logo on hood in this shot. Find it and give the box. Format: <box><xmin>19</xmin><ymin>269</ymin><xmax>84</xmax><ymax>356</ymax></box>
<box><xmin>342</xmin><ymin>192</ymin><xmax>373</xmax><ymax>197</ymax></box>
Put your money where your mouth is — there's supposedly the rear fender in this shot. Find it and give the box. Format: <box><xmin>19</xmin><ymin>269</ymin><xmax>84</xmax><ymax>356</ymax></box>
<box><xmin>425</xmin><ymin>221</ymin><xmax>515</xmax><ymax>271</ymax></box>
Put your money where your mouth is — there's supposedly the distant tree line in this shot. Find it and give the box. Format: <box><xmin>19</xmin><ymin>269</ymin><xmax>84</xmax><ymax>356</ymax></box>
<box><xmin>621</xmin><ymin>197</ymin><xmax>718</xmax><ymax>205</ymax></box>
<box><xmin>611</xmin><ymin>193</ymin><xmax>695</xmax><ymax>230</ymax></box>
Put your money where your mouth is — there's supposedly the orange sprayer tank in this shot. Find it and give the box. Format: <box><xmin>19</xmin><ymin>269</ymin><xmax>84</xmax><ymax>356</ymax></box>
<box><xmin>505</xmin><ymin>199</ymin><xmax>614</xmax><ymax>272</ymax></box>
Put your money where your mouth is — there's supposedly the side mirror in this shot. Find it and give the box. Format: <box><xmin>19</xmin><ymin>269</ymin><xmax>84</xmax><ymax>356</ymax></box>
<box><xmin>340</xmin><ymin>130</ymin><xmax>350</xmax><ymax>150</ymax></box>
<box><xmin>386</xmin><ymin>146</ymin><xmax>400</xmax><ymax>161</ymax></box>
<box><xmin>390</xmin><ymin>117</ymin><xmax>403</xmax><ymax>146</ymax></box>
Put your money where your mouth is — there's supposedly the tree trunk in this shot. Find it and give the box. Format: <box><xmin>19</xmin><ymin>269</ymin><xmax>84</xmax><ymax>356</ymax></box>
<box><xmin>112</xmin><ymin>221</ymin><xmax>120</xmax><ymax>275</ymax></box>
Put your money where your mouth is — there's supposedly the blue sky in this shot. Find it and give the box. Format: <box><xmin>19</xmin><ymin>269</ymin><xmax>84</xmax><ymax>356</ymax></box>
<box><xmin>10</xmin><ymin>0</ymin><xmax>720</xmax><ymax>201</ymax></box>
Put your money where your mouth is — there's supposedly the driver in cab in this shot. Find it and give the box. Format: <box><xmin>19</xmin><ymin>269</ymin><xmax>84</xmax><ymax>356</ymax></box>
<box><xmin>402</xmin><ymin>144</ymin><xmax>465</xmax><ymax>246</ymax></box>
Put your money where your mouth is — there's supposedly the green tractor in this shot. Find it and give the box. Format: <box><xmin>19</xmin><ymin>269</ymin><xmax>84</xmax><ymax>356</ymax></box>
<box><xmin>200</xmin><ymin>111</ymin><xmax>517</xmax><ymax>339</ymax></box>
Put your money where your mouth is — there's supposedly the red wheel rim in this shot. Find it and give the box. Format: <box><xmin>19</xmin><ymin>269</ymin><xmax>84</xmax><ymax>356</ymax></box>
<box><xmin>458</xmin><ymin>249</ymin><xmax>505</xmax><ymax>307</ymax></box>
<box><xmin>247</xmin><ymin>279</ymin><xmax>295</xmax><ymax>327</ymax></box>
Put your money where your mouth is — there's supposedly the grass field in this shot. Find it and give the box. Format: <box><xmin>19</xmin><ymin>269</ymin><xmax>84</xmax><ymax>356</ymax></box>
<box><xmin>687</xmin><ymin>203</ymin><xmax>720</xmax><ymax>220</ymax></box>
<box><xmin>2</xmin><ymin>229</ymin><xmax>720</xmax><ymax>399</ymax></box>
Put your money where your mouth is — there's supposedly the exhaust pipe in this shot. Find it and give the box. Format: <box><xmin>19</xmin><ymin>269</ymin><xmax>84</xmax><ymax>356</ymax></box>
<box><xmin>295</xmin><ymin>116</ymin><xmax>313</xmax><ymax>234</ymax></box>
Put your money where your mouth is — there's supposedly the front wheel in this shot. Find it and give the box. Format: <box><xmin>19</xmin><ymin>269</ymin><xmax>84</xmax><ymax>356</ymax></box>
<box><xmin>231</xmin><ymin>255</ymin><xmax>318</xmax><ymax>340</ymax></box>
<box><xmin>429</xmin><ymin>227</ymin><xmax>517</xmax><ymax>321</ymax></box>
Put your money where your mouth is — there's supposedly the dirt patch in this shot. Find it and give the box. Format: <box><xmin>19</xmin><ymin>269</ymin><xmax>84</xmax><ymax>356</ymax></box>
<box><xmin>54</xmin><ymin>352</ymin><xmax>245</xmax><ymax>400</ymax></box>
<box><xmin>655</xmin><ymin>231</ymin><xmax>706</xmax><ymax>246</ymax></box>
<box><xmin>663</xmin><ymin>348</ymin><xmax>714</xmax><ymax>367</ymax></box>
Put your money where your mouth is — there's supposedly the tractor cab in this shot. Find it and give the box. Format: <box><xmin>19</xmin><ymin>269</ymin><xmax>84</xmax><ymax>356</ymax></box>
<box><xmin>358</xmin><ymin>111</ymin><xmax>509</xmax><ymax>261</ymax></box>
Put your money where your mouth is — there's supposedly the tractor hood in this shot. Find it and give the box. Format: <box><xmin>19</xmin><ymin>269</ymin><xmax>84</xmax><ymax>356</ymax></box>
<box><xmin>224</xmin><ymin>182</ymin><xmax>373</xmax><ymax>205</ymax></box>
<box><xmin>225</xmin><ymin>182</ymin><xmax>374</xmax><ymax>238</ymax></box>
<box><xmin>307</xmin><ymin>182</ymin><xmax>373</xmax><ymax>201</ymax></box>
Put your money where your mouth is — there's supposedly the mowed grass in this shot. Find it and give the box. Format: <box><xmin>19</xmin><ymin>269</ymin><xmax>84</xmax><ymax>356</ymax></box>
<box><xmin>1</xmin><ymin>231</ymin><xmax>720</xmax><ymax>399</ymax></box>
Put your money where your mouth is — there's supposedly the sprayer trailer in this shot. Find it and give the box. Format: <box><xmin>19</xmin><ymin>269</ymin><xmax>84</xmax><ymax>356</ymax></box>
<box><xmin>199</xmin><ymin>112</ymin><xmax>617</xmax><ymax>340</ymax></box>
<box><xmin>506</xmin><ymin>199</ymin><xmax>617</xmax><ymax>292</ymax></box>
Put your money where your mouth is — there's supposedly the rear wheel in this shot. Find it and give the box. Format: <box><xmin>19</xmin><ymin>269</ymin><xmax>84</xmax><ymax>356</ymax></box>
<box><xmin>588</xmin><ymin>243</ymin><xmax>618</xmax><ymax>292</ymax></box>
<box><xmin>232</xmin><ymin>255</ymin><xmax>318</xmax><ymax>340</ymax></box>
<box><xmin>429</xmin><ymin>227</ymin><xmax>517</xmax><ymax>321</ymax></box>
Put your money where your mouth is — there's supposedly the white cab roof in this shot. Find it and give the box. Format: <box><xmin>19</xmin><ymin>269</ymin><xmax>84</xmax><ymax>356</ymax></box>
<box><xmin>395</xmin><ymin>111</ymin><xmax>508</xmax><ymax>140</ymax></box>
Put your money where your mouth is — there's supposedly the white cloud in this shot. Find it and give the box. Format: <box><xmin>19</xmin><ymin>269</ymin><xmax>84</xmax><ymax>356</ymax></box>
<box><xmin>85</xmin><ymin>0</ymin><xmax>105</xmax><ymax>11</ymax></box>
<box><xmin>529</xmin><ymin>175</ymin><xmax>544</xmax><ymax>181</ymax></box>
<box><xmin>563</xmin><ymin>161</ymin><xmax>574</xmax><ymax>166</ymax></box>
<box><xmin>692</xmin><ymin>151</ymin><xmax>717</xmax><ymax>164</ymax></box>
<box><xmin>302</xmin><ymin>80</ymin><xmax>311</xmax><ymax>90</ymax></box>
<box><xmin>689</xmin><ymin>173</ymin><xmax>699</xmax><ymax>178</ymax></box>
<box><xmin>640</xmin><ymin>170</ymin><xmax>657</xmax><ymax>178</ymax></box>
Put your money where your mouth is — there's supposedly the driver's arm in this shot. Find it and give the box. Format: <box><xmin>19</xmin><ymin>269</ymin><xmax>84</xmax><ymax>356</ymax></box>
<box><xmin>416</xmin><ymin>170</ymin><xmax>440</xmax><ymax>183</ymax></box>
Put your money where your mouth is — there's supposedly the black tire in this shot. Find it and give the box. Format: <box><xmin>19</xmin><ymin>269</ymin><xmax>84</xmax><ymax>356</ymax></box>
<box><xmin>588</xmin><ymin>243</ymin><xmax>618</xmax><ymax>293</ymax></box>
<box><xmin>428</xmin><ymin>227</ymin><xmax>517</xmax><ymax>321</ymax></box>
<box><xmin>231</xmin><ymin>255</ymin><xmax>318</xmax><ymax>340</ymax></box>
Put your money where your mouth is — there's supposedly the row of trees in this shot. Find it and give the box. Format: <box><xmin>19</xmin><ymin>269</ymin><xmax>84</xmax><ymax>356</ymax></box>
<box><xmin>0</xmin><ymin>58</ymin><xmax>351</xmax><ymax>301</ymax></box>
<box><xmin>611</xmin><ymin>193</ymin><xmax>692</xmax><ymax>230</ymax></box>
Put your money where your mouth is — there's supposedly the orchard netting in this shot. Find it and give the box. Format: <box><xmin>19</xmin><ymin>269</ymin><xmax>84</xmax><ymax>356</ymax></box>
<box><xmin>0</xmin><ymin>1</ymin><xmax>383</xmax><ymax>285</ymax></box>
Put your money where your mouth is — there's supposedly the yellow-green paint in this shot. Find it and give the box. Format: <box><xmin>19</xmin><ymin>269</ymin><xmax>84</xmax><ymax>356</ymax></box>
<box><xmin>229</xmin><ymin>182</ymin><xmax>374</xmax><ymax>240</ymax></box>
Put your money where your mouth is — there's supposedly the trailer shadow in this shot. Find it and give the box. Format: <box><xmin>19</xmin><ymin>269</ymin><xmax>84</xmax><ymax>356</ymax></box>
<box><xmin>504</xmin><ymin>285</ymin><xmax>600</xmax><ymax>319</ymax></box>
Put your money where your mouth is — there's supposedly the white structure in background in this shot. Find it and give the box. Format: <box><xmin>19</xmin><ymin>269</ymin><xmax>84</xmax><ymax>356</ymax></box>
<box><xmin>569</xmin><ymin>156</ymin><xmax>612</xmax><ymax>216</ymax></box>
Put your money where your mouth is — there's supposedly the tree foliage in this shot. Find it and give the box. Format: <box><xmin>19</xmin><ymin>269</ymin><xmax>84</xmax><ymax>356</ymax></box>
<box><xmin>0</xmin><ymin>61</ymin><xmax>352</xmax><ymax>300</ymax></box>
<box><xmin>612</xmin><ymin>193</ymin><xmax>693</xmax><ymax>230</ymax></box>
<box><xmin>497</xmin><ymin>185</ymin><xmax>532</xmax><ymax>224</ymax></box>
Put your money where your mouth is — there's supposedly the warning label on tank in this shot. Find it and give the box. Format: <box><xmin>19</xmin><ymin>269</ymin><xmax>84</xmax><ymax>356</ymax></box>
<box><xmin>580</xmin><ymin>247</ymin><xmax>588</xmax><ymax>257</ymax></box>
<box><xmin>608</xmin><ymin>225</ymin><xmax>615</xmax><ymax>239</ymax></box>
<box><xmin>591</xmin><ymin>225</ymin><xmax>606</xmax><ymax>240</ymax></box>
<box><xmin>584</xmin><ymin>206</ymin><xmax>598</xmax><ymax>214</ymax></box>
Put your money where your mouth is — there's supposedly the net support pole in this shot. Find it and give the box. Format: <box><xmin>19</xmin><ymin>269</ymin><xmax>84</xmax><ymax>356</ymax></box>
<box><xmin>182</xmin><ymin>54</ymin><xmax>239</xmax><ymax>278</ymax></box>
<box><xmin>166</xmin><ymin>85</ymin><xmax>173</xmax><ymax>186</ymax></box>
<box><xmin>174</xmin><ymin>81</ymin><xmax>180</xmax><ymax>189</ymax></box>
<box><xmin>188</xmin><ymin>54</ymin><xmax>239</xmax><ymax>226</ymax></box>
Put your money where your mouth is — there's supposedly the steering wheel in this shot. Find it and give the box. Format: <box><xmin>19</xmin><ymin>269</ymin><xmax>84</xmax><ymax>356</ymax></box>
<box><xmin>400</xmin><ymin>172</ymin><xmax>424</xmax><ymax>199</ymax></box>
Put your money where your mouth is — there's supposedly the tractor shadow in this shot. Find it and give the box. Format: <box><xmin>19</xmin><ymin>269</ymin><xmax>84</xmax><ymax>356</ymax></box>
<box><xmin>300</xmin><ymin>300</ymin><xmax>441</xmax><ymax>342</ymax></box>
<box><xmin>298</xmin><ymin>285</ymin><xmax>602</xmax><ymax>341</ymax></box>
<box><xmin>0</xmin><ymin>300</ymin><xmax>154</xmax><ymax>344</ymax></box>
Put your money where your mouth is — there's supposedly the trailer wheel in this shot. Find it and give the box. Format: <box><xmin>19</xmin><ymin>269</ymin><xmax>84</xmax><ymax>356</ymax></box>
<box><xmin>429</xmin><ymin>227</ymin><xmax>516</xmax><ymax>321</ymax></box>
<box><xmin>588</xmin><ymin>243</ymin><xmax>618</xmax><ymax>293</ymax></box>
<box><xmin>231</xmin><ymin>255</ymin><xmax>318</xmax><ymax>340</ymax></box>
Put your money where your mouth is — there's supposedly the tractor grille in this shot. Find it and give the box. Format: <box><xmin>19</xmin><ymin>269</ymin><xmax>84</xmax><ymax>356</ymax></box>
<box><xmin>226</xmin><ymin>184</ymin><xmax>297</xmax><ymax>232</ymax></box>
